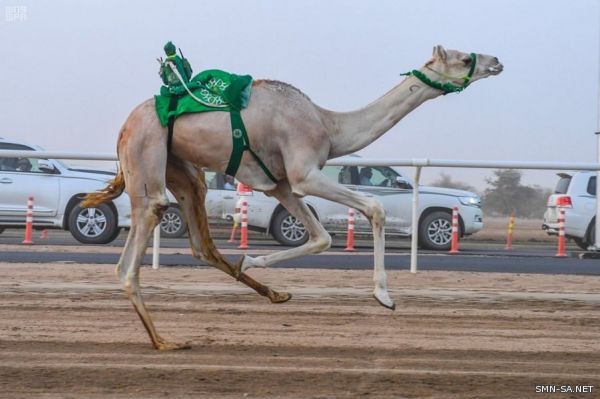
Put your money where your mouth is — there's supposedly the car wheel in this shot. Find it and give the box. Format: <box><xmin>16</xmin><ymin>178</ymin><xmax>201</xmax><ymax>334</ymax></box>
<box><xmin>271</xmin><ymin>209</ymin><xmax>309</xmax><ymax>246</ymax></box>
<box><xmin>419</xmin><ymin>211</ymin><xmax>455</xmax><ymax>251</ymax></box>
<box><xmin>68</xmin><ymin>203</ymin><xmax>120</xmax><ymax>244</ymax></box>
<box><xmin>160</xmin><ymin>206</ymin><xmax>187</xmax><ymax>238</ymax></box>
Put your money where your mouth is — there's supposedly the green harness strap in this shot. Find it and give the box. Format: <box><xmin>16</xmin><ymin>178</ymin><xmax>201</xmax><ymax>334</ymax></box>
<box><xmin>400</xmin><ymin>52</ymin><xmax>477</xmax><ymax>95</ymax></box>
<box><xmin>166</xmin><ymin>96</ymin><xmax>179</xmax><ymax>153</ymax></box>
<box><xmin>226</xmin><ymin>110</ymin><xmax>278</xmax><ymax>183</ymax></box>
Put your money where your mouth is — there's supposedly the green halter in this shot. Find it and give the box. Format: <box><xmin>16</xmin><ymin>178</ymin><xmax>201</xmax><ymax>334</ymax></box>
<box><xmin>401</xmin><ymin>52</ymin><xmax>477</xmax><ymax>94</ymax></box>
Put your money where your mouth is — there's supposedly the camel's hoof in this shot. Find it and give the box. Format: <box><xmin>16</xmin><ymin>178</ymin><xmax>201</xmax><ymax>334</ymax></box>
<box><xmin>155</xmin><ymin>341</ymin><xmax>192</xmax><ymax>351</ymax></box>
<box><xmin>373</xmin><ymin>294</ymin><xmax>396</xmax><ymax>311</ymax></box>
<box><xmin>270</xmin><ymin>291</ymin><xmax>292</xmax><ymax>304</ymax></box>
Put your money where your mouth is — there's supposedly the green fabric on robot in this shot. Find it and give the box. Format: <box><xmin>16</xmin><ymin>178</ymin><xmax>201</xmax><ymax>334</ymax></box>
<box><xmin>155</xmin><ymin>69</ymin><xmax>253</xmax><ymax>126</ymax></box>
<box><xmin>154</xmin><ymin>42</ymin><xmax>276</xmax><ymax>183</ymax></box>
<box><xmin>159</xmin><ymin>41</ymin><xmax>193</xmax><ymax>88</ymax></box>
<box><xmin>155</xmin><ymin>42</ymin><xmax>252</xmax><ymax>127</ymax></box>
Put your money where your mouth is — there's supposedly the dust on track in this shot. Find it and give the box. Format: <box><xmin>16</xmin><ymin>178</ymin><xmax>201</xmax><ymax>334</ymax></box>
<box><xmin>1</xmin><ymin>262</ymin><xmax>599</xmax><ymax>398</ymax></box>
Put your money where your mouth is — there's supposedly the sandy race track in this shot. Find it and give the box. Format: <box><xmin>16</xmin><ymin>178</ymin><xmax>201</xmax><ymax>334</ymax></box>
<box><xmin>1</xmin><ymin>260</ymin><xmax>599</xmax><ymax>398</ymax></box>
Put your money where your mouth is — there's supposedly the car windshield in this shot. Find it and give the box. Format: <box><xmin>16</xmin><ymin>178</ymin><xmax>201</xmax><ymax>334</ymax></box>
<box><xmin>587</xmin><ymin>176</ymin><xmax>596</xmax><ymax>196</ymax></box>
<box><xmin>357</xmin><ymin>166</ymin><xmax>400</xmax><ymax>187</ymax></box>
<box><xmin>554</xmin><ymin>176</ymin><xmax>571</xmax><ymax>194</ymax></box>
<box><xmin>0</xmin><ymin>142</ymin><xmax>66</xmax><ymax>170</ymax></box>
<box><xmin>204</xmin><ymin>170</ymin><xmax>238</xmax><ymax>190</ymax></box>
<box><xmin>323</xmin><ymin>165</ymin><xmax>409</xmax><ymax>188</ymax></box>
<box><xmin>55</xmin><ymin>159</ymin><xmax>71</xmax><ymax>169</ymax></box>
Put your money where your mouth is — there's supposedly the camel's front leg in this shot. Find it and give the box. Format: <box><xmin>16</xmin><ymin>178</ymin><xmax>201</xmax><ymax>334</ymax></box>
<box><xmin>240</xmin><ymin>180</ymin><xmax>332</xmax><ymax>273</ymax></box>
<box><xmin>287</xmin><ymin>169</ymin><xmax>394</xmax><ymax>310</ymax></box>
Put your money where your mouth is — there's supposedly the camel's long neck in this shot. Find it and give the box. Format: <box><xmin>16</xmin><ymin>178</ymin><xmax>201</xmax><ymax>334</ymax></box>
<box><xmin>322</xmin><ymin>76</ymin><xmax>441</xmax><ymax>158</ymax></box>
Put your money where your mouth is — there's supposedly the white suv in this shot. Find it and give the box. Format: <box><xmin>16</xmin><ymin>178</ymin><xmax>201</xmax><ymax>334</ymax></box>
<box><xmin>543</xmin><ymin>171</ymin><xmax>597</xmax><ymax>249</ymax></box>
<box><xmin>0</xmin><ymin>138</ymin><xmax>186</xmax><ymax>243</ymax></box>
<box><xmin>205</xmin><ymin>158</ymin><xmax>483</xmax><ymax>250</ymax></box>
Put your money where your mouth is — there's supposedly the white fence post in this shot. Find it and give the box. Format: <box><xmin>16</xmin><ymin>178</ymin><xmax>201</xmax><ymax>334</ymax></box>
<box><xmin>410</xmin><ymin>166</ymin><xmax>422</xmax><ymax>273</ymax></box>
<box><xmin>152</xmin><ymin>225</ymin><xmax>160</xmax><ymax>269</ymax></box>
<box><xmin>595</xmin><ymin>132</ymin><xmax>600</xmax><ymax>250</ymax></box>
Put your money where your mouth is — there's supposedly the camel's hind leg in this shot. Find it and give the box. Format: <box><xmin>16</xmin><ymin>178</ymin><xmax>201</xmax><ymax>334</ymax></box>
<box><xmin>116</xmin><ymin>124</ymin><xmax>190</xmax><ymax>350</ymax></box>
<box><xmin>117</xmin><ymin>201</ymin><xmax>189</xmax><ymax>350</ymax></box>
<box><xmin>165</xmin><ymin>156</ymin><xmax>291</xmax><ymax>303</ymax></box>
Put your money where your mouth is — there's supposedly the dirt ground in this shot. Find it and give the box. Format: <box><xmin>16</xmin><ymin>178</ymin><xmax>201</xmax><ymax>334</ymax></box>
<box><xmin>1</xmin><ymin>260</ymin><xmax>600</xmax><ymax>399</ymax></box>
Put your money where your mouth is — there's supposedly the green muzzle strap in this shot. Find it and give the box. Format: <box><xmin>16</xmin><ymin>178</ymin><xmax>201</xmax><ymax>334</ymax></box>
<box><xmin>226</xmin><ymin>110</ymin><xmax>278</xmax><ymax>183</ymax></box>
<box><xmin>401</xmin><ymin>52</ymin><xmax>477</xmax><ymax>95</ymax></box>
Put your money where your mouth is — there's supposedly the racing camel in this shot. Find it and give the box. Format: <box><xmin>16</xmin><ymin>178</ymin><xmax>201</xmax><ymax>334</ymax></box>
<box><xmin>84</xmin><ymin>45</ymin><xmax>503</xmax><ymax>350</ymax></box>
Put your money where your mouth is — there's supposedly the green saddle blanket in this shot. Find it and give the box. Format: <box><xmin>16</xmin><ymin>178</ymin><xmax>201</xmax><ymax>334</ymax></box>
<box><xmin>154</xmin><ymin>69</ymin><xmax>253</xmax><ymax>127</ymax></box>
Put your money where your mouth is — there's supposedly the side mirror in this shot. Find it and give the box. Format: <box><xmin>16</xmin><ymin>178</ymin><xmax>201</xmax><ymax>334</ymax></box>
<box><xmin>37</xmin><ymin>159</ymin><xmax>56</xmax><ymax>174</ymax></box>
<box><xmin>395</xmin><ymin>176</ymin><xmax>413</xmax><ymax>189</ymax></box>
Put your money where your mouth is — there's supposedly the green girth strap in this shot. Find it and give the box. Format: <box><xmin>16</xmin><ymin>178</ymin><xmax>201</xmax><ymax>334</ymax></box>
<box><xmin>166</xmin><ymin>96</ymin><xmax>179</xmax><ymax>152</ymax></box>
<box><xmin>226</xmin><ymin>110</ymin><xmax>278</xmax><ymax>183</ymax></box>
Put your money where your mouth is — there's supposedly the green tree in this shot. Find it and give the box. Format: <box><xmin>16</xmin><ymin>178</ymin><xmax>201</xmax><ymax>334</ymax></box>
<box><xmin>482</xmin><ymin>169</ymin><xmax>551</xmax><ymax>218</ymax></box>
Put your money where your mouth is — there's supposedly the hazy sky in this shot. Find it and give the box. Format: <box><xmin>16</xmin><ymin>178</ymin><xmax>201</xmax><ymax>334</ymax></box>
<box><xmin>1</xmin><ymin>0</ymin><xmax>599</xmax><ymax>191</ymax></box>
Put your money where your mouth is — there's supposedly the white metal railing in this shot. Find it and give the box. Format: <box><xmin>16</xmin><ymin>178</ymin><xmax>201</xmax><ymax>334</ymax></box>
<box><xmin>327</xmin><ymin>158</ymin><xmax>600</xmax><ymax>272</ymax></box>
<box><xmin>0</xmin><ymin>151</ymin><xmax>117</xmax><ymax>161</ymax></box>
<box><xmin>327</xmin><ymin>158</ymin><xmax>600</xmax><ymax>170</ymax></box>
<box><xmin>2</xmin><ymin>149</ymin><xmax>600</xmax><ymax>272</ymax></box>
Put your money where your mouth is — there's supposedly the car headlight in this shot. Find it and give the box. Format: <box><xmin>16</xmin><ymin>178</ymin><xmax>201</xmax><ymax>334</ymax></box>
<box><xmin>459</xmin><ymin>196</ymin><xmax>481</xmax><ymax>207</ymax></box>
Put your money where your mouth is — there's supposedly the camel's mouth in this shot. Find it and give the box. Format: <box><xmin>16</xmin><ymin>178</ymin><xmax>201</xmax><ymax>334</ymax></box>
<box><xmin>487</xmin><ymin>63</ymin><xmax>504</xmax><ymax>74</ymax></box>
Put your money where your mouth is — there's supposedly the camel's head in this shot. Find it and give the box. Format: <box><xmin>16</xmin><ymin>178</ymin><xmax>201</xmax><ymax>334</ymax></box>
<box><xmin>415</xmin><ymin>45</ymin><xmax>503</xmax><ymax>94</ymax></box>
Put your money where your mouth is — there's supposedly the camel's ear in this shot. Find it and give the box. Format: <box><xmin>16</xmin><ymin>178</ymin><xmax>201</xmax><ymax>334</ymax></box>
<box><xmin>432</xmin><ymin>45</ymin><xmax>447</xmax><ymax>61</ymax></box>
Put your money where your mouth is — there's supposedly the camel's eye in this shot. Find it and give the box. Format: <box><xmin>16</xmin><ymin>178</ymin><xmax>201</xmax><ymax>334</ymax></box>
<box><xmin>462</xmin><ymin>56</ymin><xmax>472</xmax><ymax>65</ymax></box>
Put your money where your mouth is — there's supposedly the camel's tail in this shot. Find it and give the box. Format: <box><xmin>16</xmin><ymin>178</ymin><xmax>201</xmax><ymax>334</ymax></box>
<box><xmin>81</xmin><ymin>168</ymin><xmax>125</xmax><ymax>208</ymax></box>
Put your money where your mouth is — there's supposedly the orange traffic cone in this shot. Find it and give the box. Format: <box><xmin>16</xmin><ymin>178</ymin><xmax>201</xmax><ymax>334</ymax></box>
<box><xmin>238</xmin><ymin>199</ymin><xmax>249</xmax><ymax>249</ymax></box>
<box><xmin>504</xmin><ymin>213</ymin><xmax>515</xmax><ymax>250</ymax></box>
<box><xmin>448</xmin><ymin>207</ymin><xmax>460</xmax><ymax>254</ymax></box>
<box><xmin>22</xmin><ymin>196</ymin><xmax>34</xmax><ymax>245</ymax></box>
<box><xmin>555</xmin><ymin>208</ymin><xmax>567</xmax><ymax>257</ymax></box>
<box><xmin>344</xmin><ymin>208</ymin><xmax>356</xmax><ymax>252</ymax></box>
